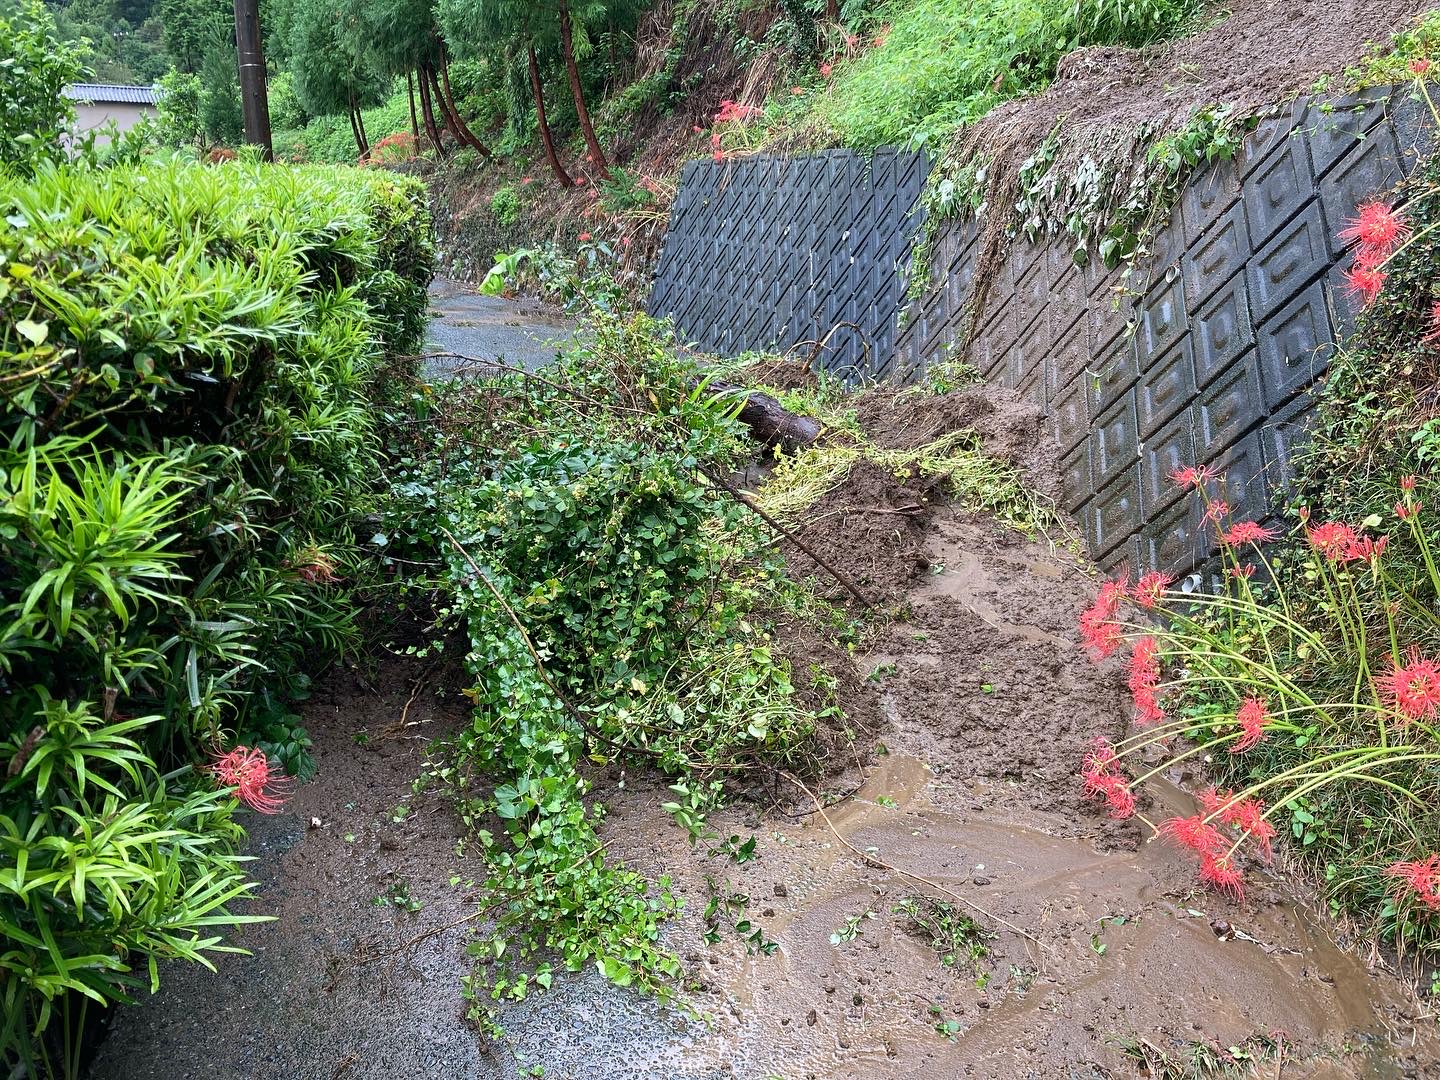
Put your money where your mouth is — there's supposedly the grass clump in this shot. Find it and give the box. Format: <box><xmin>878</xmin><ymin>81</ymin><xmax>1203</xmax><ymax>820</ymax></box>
<box><xmin>803</xmin><ymin>0</ymin><xmax>1202</xmax><ymax>150</ymax></box>
<box><xmin>758</xmin><ymin>430</ymin><xmax>1055</xmax><ymax>540</ymax></box>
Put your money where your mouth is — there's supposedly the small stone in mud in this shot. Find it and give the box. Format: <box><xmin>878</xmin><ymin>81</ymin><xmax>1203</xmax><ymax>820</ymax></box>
<box><xmin>806</xmin><ymin>1009</ymin><xmax>817</xmax><ymax>1027</ymax></box>
<box><xmin>763</xmin><ymin>907</ymin><xmax>775</xmax><ymax>917</ymax></box>
<box><xmin>972</xmin><ymin>875</ymin><xmax>992</xmax><ymax>886</ymax></box>
<box><xmin>1210</xmin><ymin>919</ymin><xmax>1233</xmax><ymax>938</ymax></box>
<box><xmin>774</xmin><ymin>884</ymin><xmax>788</xmax><ymax>898</ymax></box>
<box><xmin>852</xmin><ymin>993</ymin><xmax>863</xmax><ymax>1006</ymax></box>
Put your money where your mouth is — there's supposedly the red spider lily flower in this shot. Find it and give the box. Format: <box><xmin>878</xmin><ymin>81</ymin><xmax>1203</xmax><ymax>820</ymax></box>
<box><xmin>1378</xmin><ymin>647</ymin><xmax>1440</xmax><ymax>722</ymax></box>
<box><xmin>1396</xmin><ymin>501</ymin><xmax>1421</xmax><ymax>520</ymax></box>
<box><xmin>873</xmin><ymin>25</ymin><xmax>890</xmax><ymax>46</ymax></box>
<box><xmin>1307</xmin><ymin>522</ymin><xmax>1358</xmax><ymax>559</ymax></box>
<box><xmin>790</xmin><ymin>86</ymin><xmax>804</xmax><ymax>95</ymax></box>
<box><xmin>575</xmin><ymin>176</ymin><xmax>587</xmax><ymax>186</ymax></box>
<box><xmin>713</xmin><ymin>151</ymin><xmax>725</xmax><ymax>163</ymax></box>
<box><xmin>293</xmin><ymin>549</ymin><xmax>339</xmax><ymax>584</ymax></box>
<box><xmin>1222</xmin><ymin>521</ymin><xmax>1277</xmax><ymax>547</ymax></box>
<box><xmin>521</xmin><ymin>176</ymin><xmax>535</xmax><ymax>184</ymax></box>
<box><xmin>714</xmin><ymin>100</ymin><xmax>761</xmax><ymax>123</ymax></box>
<box><xmin>621</xmin><ymin>236</ymin><xmax>632</xmax><ymax>247</ymax></box>
<box><xmin>1342</xmin><ymin>533</ymin><xmax>1388</xmax><ymax>564</ymax></box>
<box><xmin>1161</xmin><ymin>814</ymin><xmax>1225</xmax><ymax>855</ymax></box>
<box><xmin>845</xmin><ymin>33</ymin><xmax>858</xmax><ymax>48</ymax></box>
<box><xmin>1079</xmin><ymin>613</ymin><xmax>1123</xmax><ymax>659</ymax></box>
<box><xmin>1081</xmin><ymin>743</ymin><xmax>1135</xmax><ymax>820</ymax></box>
<box><xmin>1199</xmin><ymin>851</ymin><xmax>1245</xmax><ymax>899</ymax></box>
<box><xmin>1221</xmin><ymin>797</ymin><xmax>1276</xmax><ymax>862</ymax></box>
<box><xmin>1169</xmin><ymin>464</ymin><xmax>1218</xmax><ymax>489</ymax></box>
<box><xmin>1402</xmin><ymin>475</ymin><xmax>1418</xmax><ymax>491</ymax></box>
<box><xmin>1197</xmin><ymin>786</ymin><xmax>1236</xmax><ymax>817</ymax></box>
<box><xmin>1078</xmin><ymin>576</ymin><xmax>1129</xmax><ymax>660</ymax></box>
<box><xmin>1339</xmin><ymin>202</ymin><xmax>1409</xmax><ymax>263</ymax></box>
<box><xmin>820</xmin><ymin>62</ymin><xmax>833</xmax><ymax>77</ymax></box>
<box><xmin>1386</xmin><ymin>854</ymin><xmax>1440</xmax><ymax>911</ymax></box>
<box><xmin>1132</xmin><ymin>571</ymin><xmax>1172</xmax><ymax>609</ymax></box>
<box><xmin>1342</xmin><ymin>264</ymin><xmax>1386</xmax><ymax>307</ymax></box>
<box><xmin>691</xmin><ymin>125</ymin><xmax>704</xmax><ymax>133</ymax></box>
<box><xmin>1128</xmin><ymin>638</ymin><xmax>1165</xmax><ymax>725</ymax></box>
<box><xmin>1231</xmin><ymin>696</ymin><xmax>1271</xmax><ymax>753</ymax></box>
<box><xmin>1204</xmin><ymin>500</ymin><xmax>1231</xmax><ymax>524</ymax></box>
<box><xmin>211</xmin><ymin>746</ymin><xmax>290</xmax><ymax>814</ymax></box>
<box><xmin>1412</xmin><ymin>58</ymin><xmax>1433</xmax><ymax>77</ymax></box>
<box><xmin>1227</xmin><ymin>564</ymin><xmax>1257</xmax><ymax>579</ymax></box>
<box><xmin>1082</xmin><ymin>738</ymin><xmax>1119</xmax><ymax>774</ymax></box>
<box><xmin>578</xmin><ymin>232</ymin><xmax>592</xmax><ymax>243</ymax></box>
<box><xmin>1132</xmin><ymin>686</ymin><xmax>1165</xmax><ymax>726</ymax></box>
<box><xmin>1127</xmin><ymin>636</ymin><xmax>1162</xmax><ymax>687</ymax></box>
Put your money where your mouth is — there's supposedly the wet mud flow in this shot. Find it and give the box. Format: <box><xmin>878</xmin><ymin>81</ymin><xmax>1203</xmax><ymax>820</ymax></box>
<box><xmin>92</xmin><ymin>354</ymin><xmax>1440</xmax><ymax>1078</ymax></box>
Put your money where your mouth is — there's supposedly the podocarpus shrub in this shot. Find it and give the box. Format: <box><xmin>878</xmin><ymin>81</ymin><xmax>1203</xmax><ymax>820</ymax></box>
<box><xmin>0</xmin><ymin>159</ymin><xmax>433</xmax><ymax>1072</ymax></box>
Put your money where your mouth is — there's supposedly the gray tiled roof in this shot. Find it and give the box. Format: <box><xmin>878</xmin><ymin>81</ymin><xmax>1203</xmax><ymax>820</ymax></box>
<box><xmin>63</xmin><ymin>83</ymin><xmax>161</xmax><ymax>105</ymax></box>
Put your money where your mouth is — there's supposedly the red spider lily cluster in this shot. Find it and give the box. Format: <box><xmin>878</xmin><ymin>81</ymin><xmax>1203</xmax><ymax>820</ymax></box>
<box><xmin>704</xmin><ymin>101</ymin><xmax>761</xmax><ymax>161</ymax></box>
<box><xmin>1127</xmin><ymin>637</ymin><xmax>1164</xmax><ymax>726</ymax></box>
<box><xmin>1387</xmin><ymin>855</ymin><xmax>1440</xmax><ymax>912</ymax></box>
<box><xmin>1160</xmin><ymin>789</ymin><xmax>1278</xmax><ymax>899</ymax></box>
<box><xmin>1075</xmin><ymin>462</ymin><xmax>1440</xmax><ymax>904</ymax></box>
<box><xmin>1339</xmin><ymin>201</ymin><xmax>1408</xmax><ymax>308</ymax></box>
<box><xmin>210</xmin><ymin>746</ymin><xmax>291</xmax><ymax>814</ymax></box>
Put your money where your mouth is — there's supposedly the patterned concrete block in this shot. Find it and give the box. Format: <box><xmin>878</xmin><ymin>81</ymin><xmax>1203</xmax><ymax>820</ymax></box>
<box><xmin>1244</xmin><ymin>135</ymin><xmax>1315</xmax><ymax>248</ymax></box>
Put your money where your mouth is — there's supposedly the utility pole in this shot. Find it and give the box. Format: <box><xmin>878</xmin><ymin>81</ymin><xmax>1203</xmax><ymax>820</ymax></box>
<box><xmin>233</xmin><ymin>0</ymin><xmax>273</xmax><ymax>160</ymax></box>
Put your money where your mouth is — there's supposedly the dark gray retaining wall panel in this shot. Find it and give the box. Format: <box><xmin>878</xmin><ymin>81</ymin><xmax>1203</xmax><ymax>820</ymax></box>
<box><xmin>648</xmin><ymin>84</ymin><xmax>1432</xmax><ymax>573</ymax></box>
<box><xmin>648</xmin><ymin>148</ymin><xmax>929</xmax><ymax>380</ymax></box>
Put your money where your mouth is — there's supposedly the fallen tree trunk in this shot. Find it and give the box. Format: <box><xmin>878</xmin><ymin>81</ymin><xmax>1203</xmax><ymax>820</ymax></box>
<box><xmin>712</xmin><ymin>381</ymin><xmax>823</xmax><ymax>451</ymax></box>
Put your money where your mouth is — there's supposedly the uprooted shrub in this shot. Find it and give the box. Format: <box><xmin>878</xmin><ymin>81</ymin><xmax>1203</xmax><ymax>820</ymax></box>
<box><xmin>0</xmin><ymin>159</ymin><xmax>433</xmax><ymax>1071</ymax></box>
<box><xmin>1077</xmin><ymin>79</ymin><xmax>1440</xmax><ymax>970</ymax></box>
<box><xmin>388</xmin><ymin>311</ymin><xmax>841</xmax><ymax>1023</ymax></box>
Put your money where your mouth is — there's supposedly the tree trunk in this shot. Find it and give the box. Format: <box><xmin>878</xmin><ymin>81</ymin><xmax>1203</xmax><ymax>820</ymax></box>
<box><xmin>711</xmin><ymin>382</ymin><xmax>823</xmax><ymax>451</ymax></box>
<box><xmin>528</xmin><ymin>44</ymin><xmax>573</xmax><ymax>188</ymax></box>
<box><xmin>825</xmin><ymin>0</ymin><xmax>838</xmax><ymax>20</ymax></box>
<box><xmin>558</xmin><ymin>0</ymin><xmax>610</xmax><ymax>180</ymax></box>
<box><xmin>416</xmin><ymin>63</ymin><xmax>445</xmax><ymax>156</ymax></box>
<box><xmin>439</xmin><ymin>46</ymin><xmax>493</xmax><ymax>158</ymax></box>
<box><xmin>425</xmin><ymin>63</ymin><xmax>468</xmax><ymax>154</ymax></box>
<box><xmin>347</xmin><ymin>90</ymin><xmax>368</xmax><ymax>158</ymax></box>
<box><xmin>356</xmin><ymin>104</ymin><xmax>369</xmax><ymax>153</ymax></box>
<box><xmin>407</xmin><ymin>70</ymin><xmax>420</xmax><ymax>141</ymax></box>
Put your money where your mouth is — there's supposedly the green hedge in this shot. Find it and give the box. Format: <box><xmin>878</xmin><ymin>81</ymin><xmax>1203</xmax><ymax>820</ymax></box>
<box><xmin>0</xmin><ymin>159</ymin><xmax>433</xmax><ymax>1069</ymax></box>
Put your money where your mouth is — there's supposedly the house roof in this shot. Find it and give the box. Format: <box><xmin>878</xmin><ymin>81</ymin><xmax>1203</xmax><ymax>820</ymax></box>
<box><xmin>63</xmin><ymin>84</ymin><xmax>161</xmax><ymax>105</ymax></box>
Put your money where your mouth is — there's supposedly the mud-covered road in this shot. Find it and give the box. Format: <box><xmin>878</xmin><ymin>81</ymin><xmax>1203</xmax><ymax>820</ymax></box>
<box><xmin>91</xmin><ymin>288</ymin><xmax>1440</xmax><ymax>1079</ymax></box>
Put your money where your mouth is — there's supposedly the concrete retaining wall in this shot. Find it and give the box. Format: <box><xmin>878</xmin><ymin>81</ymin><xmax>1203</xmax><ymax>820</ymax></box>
<box><xmin>647</xmin><ymin>85</ymin><xmax>1432</xmax><ymax>573</ymax></box>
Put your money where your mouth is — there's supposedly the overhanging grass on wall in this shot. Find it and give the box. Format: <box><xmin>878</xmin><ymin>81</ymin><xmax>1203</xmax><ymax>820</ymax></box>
<box><xmin>0</xmin><ymin>159</ymin><xmax>433</xmax><ymax>1068</ymax></box>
